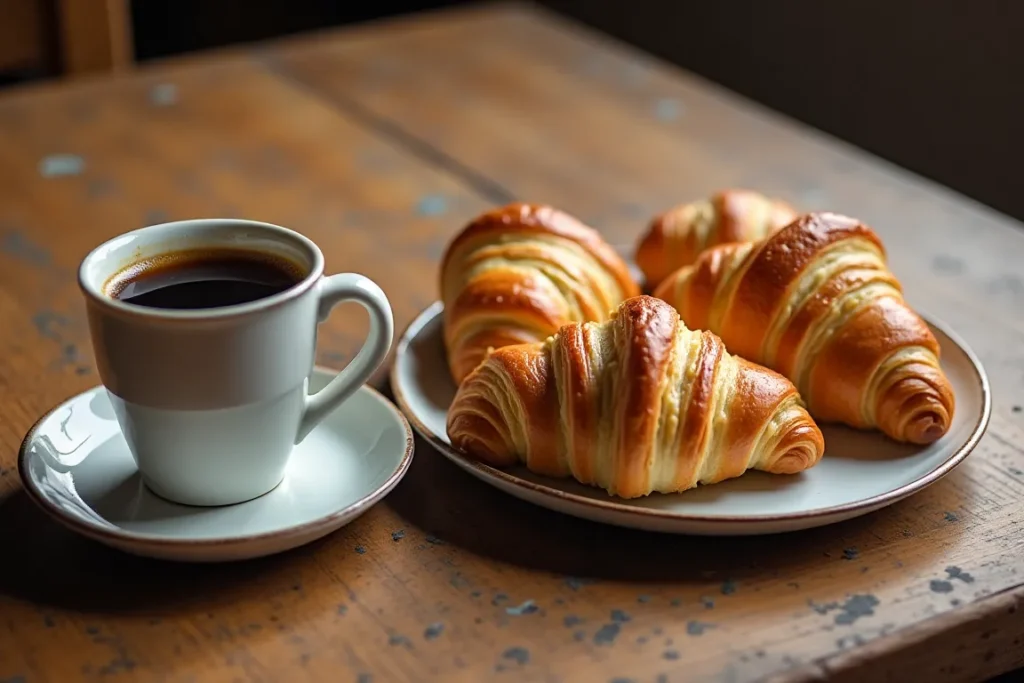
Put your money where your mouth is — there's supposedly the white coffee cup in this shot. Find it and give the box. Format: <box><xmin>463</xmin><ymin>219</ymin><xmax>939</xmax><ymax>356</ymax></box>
<box><xmin>78</xmin><ymin>219</ymin><xmax>394</xmax><ymax>507</ymax></box>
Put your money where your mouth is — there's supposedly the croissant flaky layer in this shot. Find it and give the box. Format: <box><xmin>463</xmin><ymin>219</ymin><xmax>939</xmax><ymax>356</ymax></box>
<box><xmin>440</xmin><ymin>202</ymin><xmax>639</xmax><ymax>384</ymax></box>
<box><xmin>636</xmin><ymin>189</ymin><xmax>797</xmax><ymax>290</ymax></box>
<box><xmin>447</xmin><ymin>296</ymin><xmax>825</xmax><ymax>498</ymax></box>
<box><xmin>654</xmin><ymin>212</ymin><xmax>956</xmax><ymax>444</ymax></box>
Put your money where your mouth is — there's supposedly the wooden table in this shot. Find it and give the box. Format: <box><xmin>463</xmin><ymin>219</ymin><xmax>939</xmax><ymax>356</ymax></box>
<box><xmin>1</xmin><ymin>3</ymin><xmax>1023</xmax><ymax>682</ymax></box>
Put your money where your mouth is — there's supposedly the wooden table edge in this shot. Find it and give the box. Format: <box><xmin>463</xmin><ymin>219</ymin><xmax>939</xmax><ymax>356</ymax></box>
<box><xmin>760</xmin><ymin>586</ymin><xmax>1024</xmax><ymax>682</ymax></box>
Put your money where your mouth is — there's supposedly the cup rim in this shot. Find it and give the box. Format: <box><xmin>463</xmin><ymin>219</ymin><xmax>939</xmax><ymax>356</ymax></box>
<box><xmin>78</xmin><ymin>218</ymin><xmax>325</xmax><ymax>321</ymax></box>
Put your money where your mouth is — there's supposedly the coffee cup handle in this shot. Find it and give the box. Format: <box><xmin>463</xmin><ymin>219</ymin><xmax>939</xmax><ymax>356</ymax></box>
<box><xmin>295</xmin><ymin>273</ymin><xmax>394</xmax><ymax>444</ymax></box>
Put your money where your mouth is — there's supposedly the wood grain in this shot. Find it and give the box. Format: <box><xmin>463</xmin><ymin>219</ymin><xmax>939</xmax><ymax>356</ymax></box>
<box><xmin>267</xmin><ymin>4</ymin><xmax>1024</xmax><ymax>681</ymax></box>
<box><xmin>0</xmin><ymin>3</ymin><xmax>1023</xmax><ymax>683</ymax></box>
<box><xmin>0</xmin><ymin>44</ymin><xmax>491</xmax><ymax>683</ymax></box>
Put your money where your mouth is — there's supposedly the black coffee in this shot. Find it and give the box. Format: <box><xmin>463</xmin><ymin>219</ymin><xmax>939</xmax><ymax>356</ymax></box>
<box><xmin>106</xmin><ymin>248</ymin><xmax>305</xmax><ymax>310</ymax></box>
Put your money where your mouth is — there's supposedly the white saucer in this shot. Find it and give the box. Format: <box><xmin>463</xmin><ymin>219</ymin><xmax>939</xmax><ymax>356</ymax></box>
<box><xmin>391</xmin><ymin>302</ymin><xmax>990</xmax><ymax>536</ymax></box>
<box><xmin>19</xmin><ymin>367</ymin><xmax>414</xmax><ymax>562</ymax></box>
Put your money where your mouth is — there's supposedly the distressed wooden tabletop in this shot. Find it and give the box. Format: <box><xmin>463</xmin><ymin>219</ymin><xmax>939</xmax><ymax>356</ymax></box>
<box><xmin>2</xmin><ymin>3</ymin><xmax>1024</xmax><ymax>682</ymax></box>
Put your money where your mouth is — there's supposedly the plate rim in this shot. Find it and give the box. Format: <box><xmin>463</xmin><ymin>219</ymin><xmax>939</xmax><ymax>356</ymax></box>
<box><xmin>391</xmin><ymin>300</ymin><xmax>992</xmax><ymax>525</ymax></box>
<box><xmin>17</xmin><ymin>365</ymin><xmax>415</xmax><ymax>548</ymax></box>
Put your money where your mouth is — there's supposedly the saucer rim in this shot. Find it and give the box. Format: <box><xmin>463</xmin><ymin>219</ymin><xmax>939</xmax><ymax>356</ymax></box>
<box><xmin>18</xmin><ymin>366</ymin><xmax>414</xmax><ymax>547</ymax></box>
<box><xmin>390</xmin><ymin>300</ymin><xmax>991</xmax><ymax>526</ymax></box>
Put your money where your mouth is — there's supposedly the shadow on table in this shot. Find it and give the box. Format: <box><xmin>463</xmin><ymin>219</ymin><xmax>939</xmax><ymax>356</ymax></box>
<box><xmin>0</xmin><ymin>489</ymin><xmax>312</xmax><ymax>612</ymax></box>
<box><xmin>382</xmin><ymin>431</ymin><xmax>960</xmax><ymax>585</ymax></box>
<box><xmin>0</xmin><ymin>419</ymin><xmax>966</xmax><ymax>613</ymax></box>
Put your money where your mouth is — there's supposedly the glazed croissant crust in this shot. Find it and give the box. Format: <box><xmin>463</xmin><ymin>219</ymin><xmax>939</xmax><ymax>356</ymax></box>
<box><xmin>654</xmin><ymin>212</ymin><xmax>955</xmax><ymax>445</ymax></box>
<box><xmin>636</xmin><ymin>189</ymin><xmax>797</xmax><ymax>290</ymax></box>
<box><xmin>447</xmin><ymin>296</ymin><xmax>825</xmax><ymax>498</ymax></box>
<box><xmin>441</xmin><ymin>202</ymin><xmax>639</xmax><ymax>384</ymax></box>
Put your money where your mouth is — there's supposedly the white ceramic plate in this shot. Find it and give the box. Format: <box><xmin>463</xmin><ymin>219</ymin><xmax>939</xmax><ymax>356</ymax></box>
<box><xmin>19</xmin><ymin>367</ymin><xmax>414</xmax><ymax>562</ymax></box>
<box><xmin>391</xmin><ymin>302</ymin><xmax>990</xmax><ymax>535</ymax></box>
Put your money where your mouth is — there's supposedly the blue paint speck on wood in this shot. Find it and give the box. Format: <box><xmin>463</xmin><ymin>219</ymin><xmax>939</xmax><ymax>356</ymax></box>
<box><xmin>593</xmin><ymin>623</ymin><xmax>621</xmax><ymax>645</ymax></box>
<box><xmin>663</xmin><ymin>650</ymin><xmax>680</xmax><ymax>660</ymax></box>
<box><xmin>415</xmin><ymin>194</ymin><xmax>448</xmax><ymax>217</ymax></box>
<box><xmin>424</xmin><ymin>622</ymin><xmax>445</xmax><ymax>639</ymax></box>
<box><xmin>946</xmin><ymin>566</ymin><xmax>975</xmax><ymax>583</ymax></box>
<box><xmin>391</xmin><ymin>529</ymin><xmax>405</xmax><ymax>541</ymax></box>
<box><xmin>1</xmin><ymin>676</ymin><xmax>28</xmax><ymax>683</ymax></box>
<box><xmin>39</xmin><ymin>154</ymin><xmax>85</xmax><ymax>177</ymax></box>
<box><xmin>686</xmin><ymin>621</ymin><xmax>714</xmax><ymax>636</ymax></box>
<box><xmin>653</xmin><ymin>98</ymin><xmax>683</xmax><ymax>121</ymax></box>
<box><xmin>930</xmin><ymin>580</ymin><xmax>954</xmax><ymax>594</ymax></box>
<box><xmin>944</xmin><ymin>511</ymin><xmax>959</xmax><ymax>522</ymax></box>
<box><xmin>563</xmin><ymin>615</ymin><xmax>581</xmax><ymax>627</ymax></box>
<box><xmin>149</xmin><ymin>83</ymin><xmax>178</xmax><ymax>106</ymax></box>
<box><xmin>502</xmin><ymin>647</ymin><xmax>530</xmax><ymax>665</ymax></box>
<box><xmin>2</xmin><ymin>232</ymin><xmax>51</xmax><ymax>267</ymax></box>
<box><xmin>610</xmin><ymin>609</ymin><xmax>631</xmax><ymax>623</ymax></box>
<box><xmin>506</xmin><ymin>600</ymin><xmax>538</xmax><ymax>616</ymax></box>
<box><xmin>60</xmin><ymin>343</ymin><xmax>80</xmax><ymax>367</ymax></box>
<box><xmin>834</xmin><ymin>594</ymin><xmax>880</xmax><ymax>625</ymax></box>
<box><xmin>721</xmin><ymin>579</ymin><xmax>738</xmax><ymax>594</ymax></box>
<box><xmin>357</xmin><ymin>674</ymin><xmax>373</xmax><ymax>683</ymax></box>
<box><xmin>388</xmin><ymin>634</ymin><xmax>411</xmax><ymax>647</ymax></box>
<box><xmin>637</xmin><ymin>594</ymin><xmax>651</xmax><ymax>603</ymax></box>
<box><xmin>355</xmin><ymin>545</ymin><xmax>367</xmax><ymax>554</ymax></box>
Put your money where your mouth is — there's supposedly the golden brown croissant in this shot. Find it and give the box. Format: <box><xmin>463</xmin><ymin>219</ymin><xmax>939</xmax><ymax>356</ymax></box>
<box><xmin>654</xmin><ymin>212</ymin><xmax>955</xmax><ymax>445</ymax></box>
<box><xmin>636</xmin><ymin>189</ymin><xmax>797</xmax><ymax>290</ymax></box>
<box><xmin>447</xmin><ymin>296</ymin><xmax>825</xmax><ymax>498</ymax></box>
<box><xmin>440</xmin><ymin>202</ymin><xmax>639</xmax><ymax>384</ymax></box>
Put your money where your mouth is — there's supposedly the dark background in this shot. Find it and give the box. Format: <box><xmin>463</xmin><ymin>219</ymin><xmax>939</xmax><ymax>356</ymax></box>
<box><xmin>3</xmin><ymin>1</ymin><xmax>1019</xmax><ymax>224</ymax></box>
<box><xmin>126</xmin><ymin>0</ymin><xmax>1024</xmax><ymax>226</ymax></box>
<box><xmin>131</xmin><ymin>0</ymin><xmax>466</xmax><ymax>61</ymax></box>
